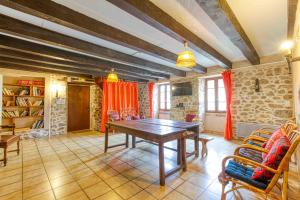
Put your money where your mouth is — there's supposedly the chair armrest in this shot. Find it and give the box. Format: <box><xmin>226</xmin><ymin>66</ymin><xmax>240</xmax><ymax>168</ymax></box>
<box><xmin>250</xmin><ymin>129</ymin><xmax>273</xmax><ymax>138</ymax></box>
<box><xmin>0</xmin><ymin>124</ymin><xmax>15</xmax><ymax>129</ymax></box>
<box><xmin>243</xmin><ymin>135</ymin><xmax>268</xmax><ymax>144</ymax></box>
<box><xmin>221</xmin><ymin>155</ymin><xmax>279</xmax><ymax>177</ymax></box>
<box><xmin>234</xmin><ymin>144</ymin><xmax>268</xmax><ymax>156</ymax></box>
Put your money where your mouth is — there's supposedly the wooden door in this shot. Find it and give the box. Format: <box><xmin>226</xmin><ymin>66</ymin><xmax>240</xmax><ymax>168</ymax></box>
<box><xmin>68</xmin><ymin>84</ymin><xmax>90</xmax><ymax>132</ymax></box>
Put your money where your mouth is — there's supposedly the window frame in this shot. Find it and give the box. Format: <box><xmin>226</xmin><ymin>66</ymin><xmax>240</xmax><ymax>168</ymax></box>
<box><xmin>205</xmin><ymin>77</ymin><xmax>226</xmax><ymax>113</ymax></box>
<box><xmin>158</xmin><ymin>83</ymin><xmax>170</xmax><ymax>112</ymax></box>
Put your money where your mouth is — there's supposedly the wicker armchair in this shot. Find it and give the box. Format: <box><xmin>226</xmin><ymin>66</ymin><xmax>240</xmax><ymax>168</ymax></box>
<box><xmin>219</xmin><ymin>130</ymin><xmax>300</xmax><ymax>200</ymax></box>
<box><xmin>238</xmin><ymin>121</ymin><xmax>297</xmax><ymax>163</ymax></box>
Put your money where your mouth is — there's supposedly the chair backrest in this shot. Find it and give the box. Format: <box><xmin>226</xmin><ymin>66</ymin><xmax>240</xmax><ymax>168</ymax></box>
<box><xmin>282</xmin><ymin>121</ymin><xmax>298</xmax><ymax>137</ymax></box>
<box><xmin>107</xmin><ymin>110</ymin><xmax>120</xmax><ymax>122</ymax></box>
<box><xmin>266</xmin><ymin>130</ymin><xmax>300</xmax><ymax>192</ymax></box>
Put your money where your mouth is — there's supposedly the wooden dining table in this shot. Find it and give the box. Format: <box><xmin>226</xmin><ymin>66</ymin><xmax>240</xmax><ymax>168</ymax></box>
<box><xmin>104</xmin><ymin>119</ymin><xmax>200</xmax><ymax>186</ymax></box>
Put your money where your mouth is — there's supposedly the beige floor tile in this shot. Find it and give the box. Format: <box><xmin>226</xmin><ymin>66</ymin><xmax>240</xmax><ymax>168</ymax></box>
<box><xmin>0</xmin><ymin>191</ymin><xmax>22</xmax><ymax>200</ymax></box>
<box><xmin>145</xmin><ymin>183</ymin><xmax>173</xmax><ymax>199</ymax></box>
<box><xmin>186</xmin><ymin>174</ymin><xmax>214</xmax><ymax>189</ymax></box>
<box><xmin>58</xmin><ymin>190</ymin><xmax>89</xmax><ymax>200</ymax></box>
<box><xmin>0</xmin><ymin>182</ymin><xmax>22</xmax><ymax>197</ymax></box>
<box><xmin>71</xmin><ymin>167</ymin><xmax>94</xmax><ymax>180</ymax></box>
<box><xmin>196</xmin><ymin>191</ymin><xmax>219</xmax><ymax>200</ymax></box>
<box><xmin>0</xmin><ymin>174</ymin><xmax>22</xmax><ymax>187</ymax></box>
<box><xmin>114</xmin><ymin>181</ymin><xmax>142</xmax><ymax>199</ymax></box>
<box><xmin>23</xmin><ymin>180</ymin><xmax>52</xmax><ymax>199</ymax></box>
<box><xmin>53</xmin><ymin>182</ymin><xmax>81</xmax><ymax>199</ymax></box>
<box><xmin>176</xmin><ymin>181</ymin><xmax>204</xmax><ymax>199</ymax></box>
<box><xmin>84</xmin><ymin>181</ymin><xmax>111</xmax><ymax>199</ymax></box>
<box><xmin>104</xmin><ymin>174</ymin><xmax>129</xmax><ymax>189</ymax></box>
<box><xmin>23</xmin><ymin>174</ymin><xmax>49</xmax><ymax>188</ymax></box>
<box><xmin>132</xmin><ymin>173</ymin><xmax>156</xmax><ymax>189</ymax></box>
<box><xmin>94</xmin><ymin>191</ymin><xmax>123</xmax><ymax>200</ymax></box>
<box><xmin>97</xmin><ymin>167</ymin><xmax>119</xmax><ymax>180</ymax></box>
<box><xmin>77</xmin><ymin>174</ymin><xmax>102</xmax><ymax>189</ymax></box>
<box><xmin>50</xmin><ymin>174</ymin><xmax>74</xmax><ymax>189</ymax></box>
<box><xmin>163</xmin><ymin>190</ymin><xmax>191</xmax><ymax>200</ymax></box>
<box><xmin>128</xmin><ymin>191</ymin><xmax>157</xmax><ymax>200</ymax></box>
<box><xmin>26</xmin><ymin>190</ymin><xmax>55</xmax><ymax>200</ymax></box>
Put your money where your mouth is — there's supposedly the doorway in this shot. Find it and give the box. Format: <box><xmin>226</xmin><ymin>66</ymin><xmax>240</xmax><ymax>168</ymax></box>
<box><xmin>67</xmin><ymin>84</ymin><xmax>90</xmax><ymax>132</ymax></box>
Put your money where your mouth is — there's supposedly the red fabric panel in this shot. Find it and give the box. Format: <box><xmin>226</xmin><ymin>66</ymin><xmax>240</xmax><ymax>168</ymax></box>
<box><xmin>100</xmin><ymin>81</ymin><xmax>139</xmax><ymax>132</ymax></box>
<box><xmin>222</xmin><ymin>70</ymin><xmax>233</xmax><ymax>140</ymax></box>
<box><xmin>252</xmin><ymin>135</ymin><xmax>290</xmax><ymax>181</ymax></box>
<box><xmin>148</xmin><ymin>82</ymin><xmax>154</xmax><ymax>118</ymax></box>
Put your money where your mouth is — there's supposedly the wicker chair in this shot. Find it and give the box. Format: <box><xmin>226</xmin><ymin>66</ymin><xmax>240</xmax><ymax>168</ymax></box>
<box><xmin>219</xmin><ymin>130</ymin><xmax>300</xmax><ymax>200</ymax></box>
<box><xmin>238</xmin><ymin>121</ymin><xmax>297</xmax><ymax>163</ymax></box>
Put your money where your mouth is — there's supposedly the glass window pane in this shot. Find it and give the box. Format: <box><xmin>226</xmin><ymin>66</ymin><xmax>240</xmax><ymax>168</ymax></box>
<box><xmin>207</xmin><ymin>102</ymin><xmax>215</xmax><ymax>111</ymax></box>
<box><xmin>207</xmin><ymin>89</ymin><xmax>215</xmax><ymax>102</ymax></box>
<box><xmin>160</xmin><ymin>102</ymin><xmax>165</xmax><ymax>109</ymax></box>
<box><xmin>218</xmin><ymin>87</ymin><xmax>226</xmax><ymax>102</ymax></box>
<box><xmin>218</xmin><ymin>102</ymin><xmax>226</xmax><ymax>111</ymax></box>
<box><xmin>160</xmin><ymin>85</ymin><xmax>165</xmax><ymax>102</ymax></box>
<box><xmin>166</xmin><ymin>102</ymin><xmax>171</xmax><ymax>110</ymax></box>
<box><xmin>207</xmin><ymin>80</ymin><xmax>215</xmax><ymax>89</ymax></box>
<box><xmin>218</xmin><ymin>79</ymin><xmax>224</xmax><ymax>88</ymax></box>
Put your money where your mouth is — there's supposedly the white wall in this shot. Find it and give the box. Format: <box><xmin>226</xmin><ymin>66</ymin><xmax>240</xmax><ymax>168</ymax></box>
<box><xmin>204</xmin><ymin>113</ymin><xmax>226</xmax><ymax>134</ymax></box>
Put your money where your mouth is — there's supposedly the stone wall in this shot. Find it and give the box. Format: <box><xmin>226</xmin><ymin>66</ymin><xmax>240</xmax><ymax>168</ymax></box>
<box><xmin>231</xmin><ymin>63</ymin><xmax>293</xmax><ymax>135</ymax></box>
<box><xmin>138</xmin><ymin>83</ymin><xmax>150</xmax><ymax>117</ymax></box>
<box><xmin>90</xmin><ymin>85</ymin><xmax>102</xmax><ymax>131</ymax></box>
<box><xmin>170</xmin><ymin>78</ymin><xmax>204</xmax><ymax>131</ymax></box>
<box><xmin>50</xmin><ymin>79</ymin><xmax>67</xmax><ymax>135</ymax></box>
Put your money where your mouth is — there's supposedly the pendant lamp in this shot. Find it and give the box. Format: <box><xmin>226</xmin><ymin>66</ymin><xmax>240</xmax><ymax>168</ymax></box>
<box><xmin>176</xmin><ymin>41</ymin><xmax>196</xmax><ymax>67</ymax></box>
<box><xmin>107</xmin><ymin>68</ymin><xmax>119</xmax><ymax>82</ymax></box>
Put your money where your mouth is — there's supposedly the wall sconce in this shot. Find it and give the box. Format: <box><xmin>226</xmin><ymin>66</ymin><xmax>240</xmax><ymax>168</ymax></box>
<box><xmin>51</xmin><ymin>83</ymin><xmax>63</xmax><ymax>98</ymax></box>
<box><xmin>255</xmin><ymin>79</ymin><xmax>260</xmax><ymax>92</ymax></box>
<box><xmin>280</xmin><ymin>40</ymin><xmax>300</xmax><ymax>73</ymax></box>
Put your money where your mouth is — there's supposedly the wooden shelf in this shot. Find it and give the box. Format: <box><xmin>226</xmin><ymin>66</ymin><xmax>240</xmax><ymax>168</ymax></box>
<box><xmin>2</xmin><ymin>76</ymin><xmax>45</xmax><ymax>130</ymax></box>
<box><xmin>2</xmin><ymin>106</ymin><xmax>43</xmax><ymax>109</ymax></box>
<box><xmin>2</xmin><ymin>116</ymin><xmax>43</xmax><ymax>119</ymax></box>
<box><xmin>4</xmin><ymin>83</ymin><xmax>45</xmax><ymax>87</ymax></box>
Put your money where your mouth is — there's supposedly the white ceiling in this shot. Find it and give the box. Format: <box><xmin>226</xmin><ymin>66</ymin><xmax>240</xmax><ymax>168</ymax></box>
<box><xmin>0</xmin><ymin>0</ymin><xmax>288</xmax><ymax>71</ymax></box>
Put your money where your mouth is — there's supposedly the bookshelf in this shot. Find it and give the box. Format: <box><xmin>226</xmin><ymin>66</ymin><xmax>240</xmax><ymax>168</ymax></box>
<box><xmin>2</xmin><ymin>76</ymin><xmax>45</xmax><ymax>130</ymax></box>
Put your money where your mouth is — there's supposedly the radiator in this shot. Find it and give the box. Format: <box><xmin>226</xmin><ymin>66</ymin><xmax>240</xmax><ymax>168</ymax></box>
<box><xmin>236</xmin><ymin>122</ymin><xmax>279</xmax><ymax>138</ymax></box>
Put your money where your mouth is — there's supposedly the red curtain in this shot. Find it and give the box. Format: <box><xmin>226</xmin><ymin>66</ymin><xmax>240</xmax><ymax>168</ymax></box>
<box><xmin>100</xmin><ymin>80</ymin><xmax>139</xmax><ymax>132</ymax></box>
<box><xmin>148</xmin><ymin>82</ymin><xmax>154</xmax><ymax>118</ymax></box>
<box><xmin>222</xmin><ymin>70</ymin><xmax>233</xmax><ymax>140</ymax></box>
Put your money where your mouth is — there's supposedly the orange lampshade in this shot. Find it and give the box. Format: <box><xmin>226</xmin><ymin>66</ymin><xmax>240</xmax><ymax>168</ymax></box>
<box><xmin>176</xmin><ymin>41</ymin><xmax>196</xmax><ymax>67</ymax></box>
<box><xmin>107</xmin><ymin>69</ymin><xmax>119</xmax><ymax>82</ymax></box>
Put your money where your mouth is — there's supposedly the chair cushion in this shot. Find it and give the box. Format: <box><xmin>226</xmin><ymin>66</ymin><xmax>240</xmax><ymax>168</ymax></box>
<box><xmin>225</xmin><ymin>160</ymin><xmax>268</xmax><ymax>189</ymax></box>
<box><xmin>185</xmin><ymin>114</ymin><xmax>196</xmax><ymax>122</ymax></box>
<box><xmin>262</xmin><ymin>129</ymin><xmax>284</xmax><ymax>159</ymax></box>
<box><xmin>239</xmin><ymin>148</ymin><xmax>263</xmax><ymax>163</ymax></box>
<box><xmin>252</xmin><ymin>135</ymin><xmax>290</xmax><ymax>181</ymax></box>
<box><xmin>132</xmin><ymin>115</ymin><xmax>140</xmax><ymax>120</ymax></box>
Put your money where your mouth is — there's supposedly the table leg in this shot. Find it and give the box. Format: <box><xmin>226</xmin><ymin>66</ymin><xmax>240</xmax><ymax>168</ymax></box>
<box><xmin>194</xmin><ymin>127</ymin><xmax>200</xmax><ymax>157</ymax></box>
<box><xmin>104</xmin><ymin>125</ymin><xmax>109</xmax><ymax>153</ymax></box>
<box><xmin>17</xmin><ymin>140</ymin><xmax>20</xmax><ymax>155</ymax></box>
<box><xmin>158</xmin><ymin>142</ymin><xmax>165</xmax><ymax>186</ymax></box>
<box><xmin>125</xmin><ymin>134</ymin><xmax>129</xmax><ymax>148</ymax></box>
<box><xmin>181</xmin><ymin>137</ymin><xmax>187</xmax><ymax>171</ymax></box>
<box><xmin>4</xmin><ymin>147</ymin><xmax>7</xmax><ymax>166</ymax></box>
<box><xmin>177</xmin><ymin>139</ymin><xmax>181</xmax><ymax>165</ymax></box>
<box><xmin>132</xmin><ymin>136</ymin><xmax>136</xmax><ymax>148</ymax></box>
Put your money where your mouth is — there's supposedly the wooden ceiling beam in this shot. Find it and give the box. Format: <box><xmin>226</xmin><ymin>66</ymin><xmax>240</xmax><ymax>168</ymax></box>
<box><xmin>0</xmin><ymin>48</ymin><xmax>157</xmax><ymax>81</ymax></box>
<box><xmin>0</xmin><ymin>56</ymin><xmax>153</xmax><ymax>82</ymax></box>
<box><xmin>288</xmin><ymin>0</ymin><xmax>299</xmax><ymax>39</ymax></box>
<box><xmin>0</xmin><ymin>0</ymin><xmax>182</xmax><ymax>66</ymax></box>
<box><xmin>107</xmin><ymin>0</ymin><xmax>230</xmax><ymax>69</ymax></box>
<box><xmin>196</xmin><ymin>0</ymin><xmax>260</xmax><ymax>65</ymax></box>
<box><xmin>0</xmin><ymin>35</ymin><xmax>169</xmax><ymax>79</ymax></box>
<box><xmin>0</xmin><ymin>14</ymin><xmax>184</xmax><ymax>77</ymax></box>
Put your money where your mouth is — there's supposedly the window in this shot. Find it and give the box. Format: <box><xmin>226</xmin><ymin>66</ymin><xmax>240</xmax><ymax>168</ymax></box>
<box><xmin>206</xmin><ymin>77</ymin><xmax>226</xmax><ymax>112</ymax></box>
<box><xmin>159</xmin><ymin>84</ymin><xmax>170</xmax><ymax>111</ymax></box>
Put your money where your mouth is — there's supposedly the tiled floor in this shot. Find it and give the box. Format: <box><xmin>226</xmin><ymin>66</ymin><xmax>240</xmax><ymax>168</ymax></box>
<box><xmin>0</xmin><ymin>131</ymin><xmax>299</xmax><ymax>200</ymax></box>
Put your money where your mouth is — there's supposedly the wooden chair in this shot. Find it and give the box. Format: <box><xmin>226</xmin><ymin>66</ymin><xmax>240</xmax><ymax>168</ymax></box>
<box><xmin>0</xmin><ymin>124</ymin><xmax>20</xmax><ymax>166</ymax></box>
<box><xmin>238</xmin><ymin>122</ymin><xmax>297</xmax><ymax>163</ymax></box>
<box><xmin>219</xmin><ymin>130</ymin><xmax>300</xmax><ymax>200</ymax></box>
<box><xmin>244</xmin><ymin>121</ymin><xmax>297</xmax><ymax>145</ymax></box>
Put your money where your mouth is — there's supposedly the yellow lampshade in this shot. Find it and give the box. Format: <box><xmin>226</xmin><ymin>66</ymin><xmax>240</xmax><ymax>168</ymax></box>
<box><xmin>176</xmin><ymin>41</ymin><xmax>196</xmax><ymax>67</ymax></box>
<box><xmin>107</xmin><ymin>69</ymin><xmax>119</xmax><ymax>82</ymax></box>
